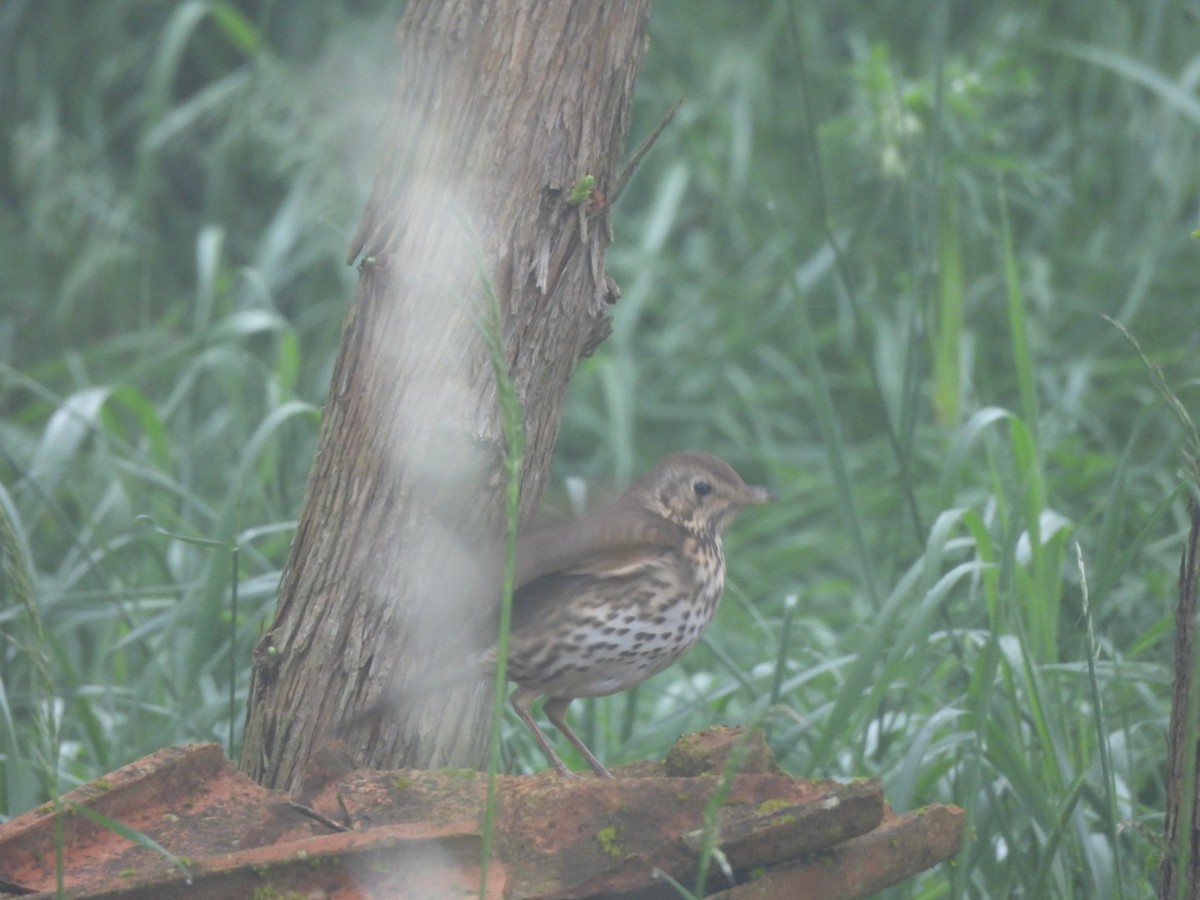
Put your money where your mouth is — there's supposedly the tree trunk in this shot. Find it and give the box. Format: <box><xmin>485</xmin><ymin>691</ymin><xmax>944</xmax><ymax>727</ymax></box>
<box><xmin>240</xmin><ymin>0</ymin><xmax>651</xmax><ymax>793</ymax></box>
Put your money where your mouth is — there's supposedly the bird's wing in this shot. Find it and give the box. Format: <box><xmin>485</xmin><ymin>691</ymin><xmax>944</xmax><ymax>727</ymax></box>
<box><xmin>514</xmin><ymin>507</ymin><xmax>687</xmax><ymax>587</ymax></box>
<box><xmin>504</xmin><ymin>510</ymin><xmax>684</xmax><ymax>635</ymax></box>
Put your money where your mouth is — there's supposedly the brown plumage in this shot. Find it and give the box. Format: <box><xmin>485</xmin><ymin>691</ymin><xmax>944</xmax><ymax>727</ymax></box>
<box><xmin>496</xmin><ymin>451</ymin><xmax>771</xmax><ymax>777</ymax></box>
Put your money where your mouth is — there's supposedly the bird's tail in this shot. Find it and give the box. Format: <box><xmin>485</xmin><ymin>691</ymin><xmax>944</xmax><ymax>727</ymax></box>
<box><xmin>333</xmin><ymin>646</ymin><xmax>498</xmax><ymax>737</ymax></box>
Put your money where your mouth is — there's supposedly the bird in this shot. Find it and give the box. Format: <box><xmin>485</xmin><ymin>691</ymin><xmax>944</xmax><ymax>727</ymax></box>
<box><xmin>494</xmin><ymin>450</ymin><xmax>772</xmax><ymax>778</ymax></box>
<box><xmin>340</xmin><ymin>451</ymin><xmax>771</xmax><ymax>778</ymax></box>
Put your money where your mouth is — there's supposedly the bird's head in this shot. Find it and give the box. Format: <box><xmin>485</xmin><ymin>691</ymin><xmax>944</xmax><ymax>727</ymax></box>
<box><xmin>628</xmin><ymin>451</ymin><xmax>772</xmax><ymax>538</ymax></box>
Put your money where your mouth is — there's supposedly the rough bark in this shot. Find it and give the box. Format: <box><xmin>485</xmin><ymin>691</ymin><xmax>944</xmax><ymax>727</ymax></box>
<box><xmin>1161</xmin><ymin>498</ymin><xmax>1200</xmax><ymax>899</ymax></box>
<box><xmin>240</xmin><ymin>0</ymin><xmax>651</xmax><ymax>793</ymax></box>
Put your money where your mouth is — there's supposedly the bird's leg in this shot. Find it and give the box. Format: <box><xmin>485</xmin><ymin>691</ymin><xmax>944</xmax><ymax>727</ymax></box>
<box><xmin>510</xmin><ymin>686</ymin><xmax>579</xmax><ymax>778</ymax></box>
<box><xmin>543</xmin><ymin>696</ymin><xmax>614</xmax><ymax>779</ymax></box>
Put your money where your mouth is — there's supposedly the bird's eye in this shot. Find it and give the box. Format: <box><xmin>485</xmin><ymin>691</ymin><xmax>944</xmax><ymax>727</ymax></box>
<box><xmin>693</xmin><ymin>480</ymin><xmax>712</xmax><ymax>498</ymax></box>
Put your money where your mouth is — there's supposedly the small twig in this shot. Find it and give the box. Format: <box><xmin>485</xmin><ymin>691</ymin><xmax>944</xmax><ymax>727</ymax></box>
<box><xmin>1160</xmin><ymin>499</ymin><xmax>1200</xmax><ymax>899</ymax></box>
<box><xmin>607</xmin><ymin>96</ymin><xmax>684</xmax><ymax>209</ymax></box>
<box><xmin>287</xmin><ymin>800</ymin><xmax>350</xmax><ymax>833</ymax></box>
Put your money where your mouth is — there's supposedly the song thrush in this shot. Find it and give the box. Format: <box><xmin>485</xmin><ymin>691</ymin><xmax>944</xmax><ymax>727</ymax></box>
<box><xmin>496</xmin><ymin>450</ymin><xmax>771</xmax><ymax>778</ymax></box>
<box><xmin>341</xmin><ymin>451</ymin><xmax>771</xmax><ymax>778</ymax></box>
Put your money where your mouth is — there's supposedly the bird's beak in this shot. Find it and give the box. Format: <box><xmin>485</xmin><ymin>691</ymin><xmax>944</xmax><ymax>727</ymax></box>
<box><xmin>742</xmin><ymin>484</ymin><xmax>774</xmax><ymax>506</ymax></box>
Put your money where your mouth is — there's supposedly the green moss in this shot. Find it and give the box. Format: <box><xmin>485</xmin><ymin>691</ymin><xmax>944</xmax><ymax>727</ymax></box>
<box><xmin>392</xmin><ymin>776</ymin><xmax>412</xmax><ymax>791</ymax></box>
<box><xmin>251</xmin><ymin>887</ymin><xmax>308</xmax><ymax>900</ymax></box>
<box><xmin>596</xmin><ymin>826</ymin><xmax>622</xmax><ymax>858</ymax></box>
<box><xmin>94</xmin><ymin>778</ymin><xmax>113</xmax><ymax>790</ymax></box>
<box><xmin>118</xmin><ymin>868</ymin><xmax>136</xmax><ymax>878</ymax></box>
<box><xmin>566</xmin><ymin>174</ymin><xmax>595</xmax><ymax>204</ymax></box>
<box><xmin>756</xmin><ymin>798</ymin><xmax>791</xmax><ymax>815</ymax></box>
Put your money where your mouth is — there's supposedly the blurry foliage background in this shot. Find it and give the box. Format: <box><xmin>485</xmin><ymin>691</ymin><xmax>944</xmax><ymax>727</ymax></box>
<box><xmin>2</xmin><ymin>0</ymin><xmax>1199</xmax><ymax>896</ymax></box>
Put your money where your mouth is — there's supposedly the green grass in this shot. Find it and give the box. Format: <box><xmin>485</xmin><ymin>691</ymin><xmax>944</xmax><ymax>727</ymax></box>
<box><xmin>2</xmin><ymin>1</ymin><xmax>1197</xmax><ymax>896</ymax></box>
